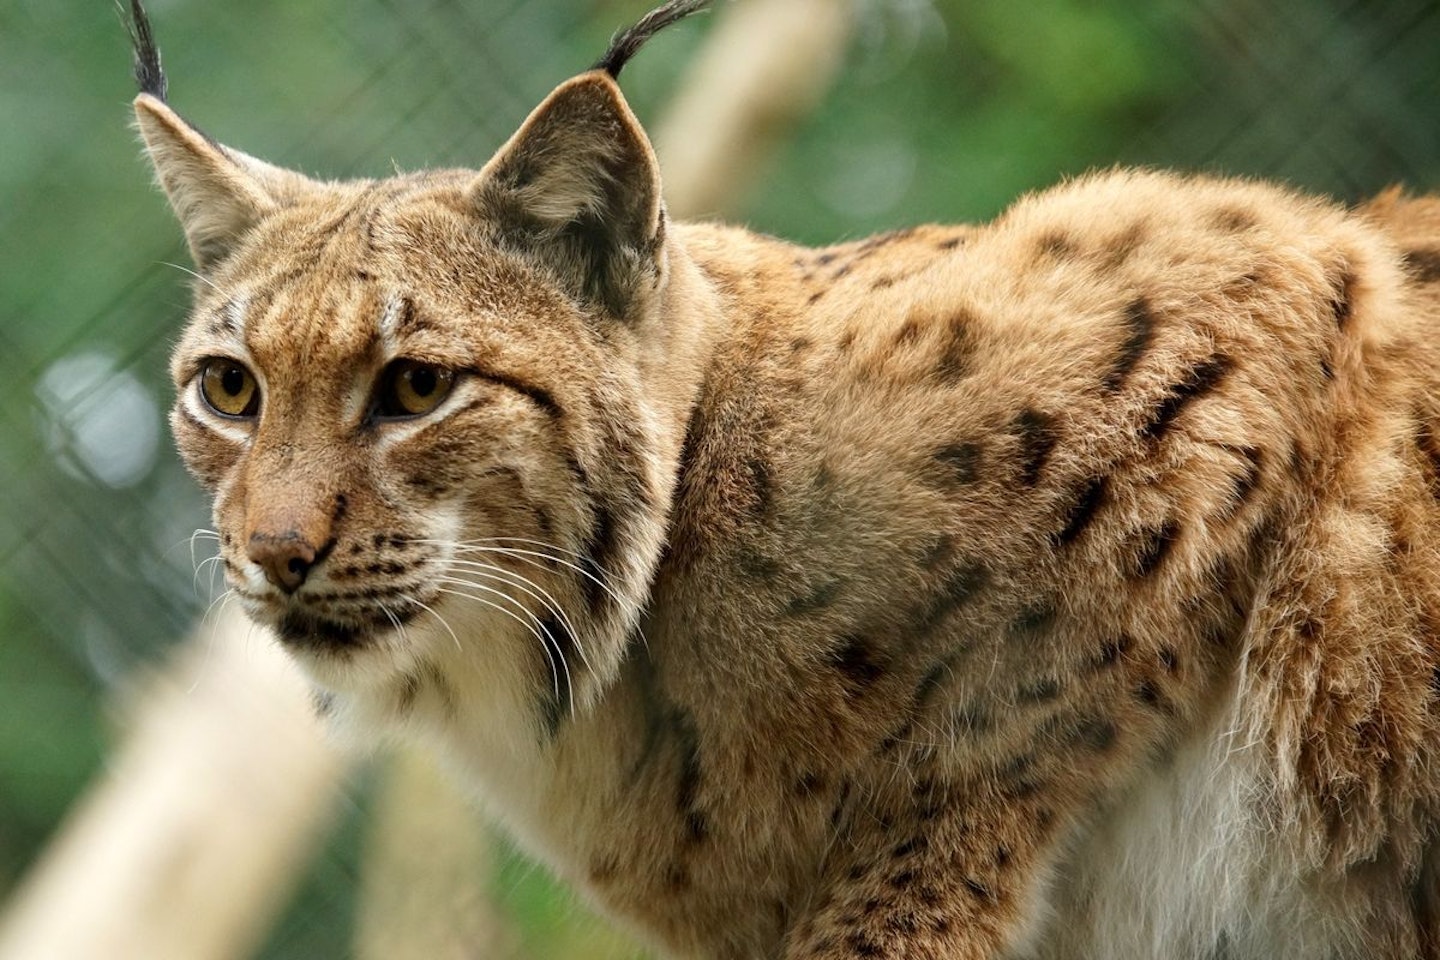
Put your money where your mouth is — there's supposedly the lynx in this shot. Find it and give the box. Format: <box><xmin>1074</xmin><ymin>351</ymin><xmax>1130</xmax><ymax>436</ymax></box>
<box><xmin>127</xmin><ymin>0</ymin><xmax>1440</xmax><ymax>957</ymax></box>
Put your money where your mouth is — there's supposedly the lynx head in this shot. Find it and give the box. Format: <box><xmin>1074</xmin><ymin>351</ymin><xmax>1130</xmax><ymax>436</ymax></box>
<box><xmin>129</xmin><ymin>0</ymin><xmax>715</xmax><ymax>734</ymax></box>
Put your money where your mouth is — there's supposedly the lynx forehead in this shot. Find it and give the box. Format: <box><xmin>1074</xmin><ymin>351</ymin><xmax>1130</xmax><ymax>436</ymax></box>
<box><xmin>129</xmin><ymin>0</ymin><xmax>1440</xmax><ymax>957</ymax></box>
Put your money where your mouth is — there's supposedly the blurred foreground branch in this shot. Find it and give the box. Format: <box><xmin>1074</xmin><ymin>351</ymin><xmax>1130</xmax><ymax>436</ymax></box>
<box><xmin>654</xmin><ymin>0</ymin><xmax>853</xmax><ymax>219</ymax></box>
<box><xmin>0</xmin><ymin>611</ymin><xmax>344</xmax><ymax>960</ymax></box>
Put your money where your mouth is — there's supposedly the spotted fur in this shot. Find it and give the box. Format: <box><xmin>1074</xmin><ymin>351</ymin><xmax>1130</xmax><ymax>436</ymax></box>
<box><xmin>131</xmin><ymin>2</ymin><xmax>1440</xmax><ymax>958</ymax></box>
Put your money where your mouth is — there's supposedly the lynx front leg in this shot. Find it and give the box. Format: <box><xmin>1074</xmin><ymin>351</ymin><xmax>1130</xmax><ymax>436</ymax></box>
<box><xmin>783</xmin><ymin>776</ymin><xmax>1059</xmax><ymax>960</ymax></box>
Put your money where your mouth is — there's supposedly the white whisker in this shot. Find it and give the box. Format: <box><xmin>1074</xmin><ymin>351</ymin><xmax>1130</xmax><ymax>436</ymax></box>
<box><xmin>448</xmin><ymin>543</ymin><xmax>636</xmax><ymax>617</ymax></box>
<box><xmin>402</xmin><ymin>593</ymin><xmax>460</xmax><ymax>654</ymax></box>
<box><xmin>435</xmin><ymin>585</ymin><xmax>570</xmax><ymax>710</ymax></box>
<box><xmin>444</xmin><ymin>557</ymin><xmax>591</xmax><ymax>671</ymax></box>
<box><xmin>160</xmin><ymin>260</ymin><xmax>224</xmax><ymax>294</ymax></box>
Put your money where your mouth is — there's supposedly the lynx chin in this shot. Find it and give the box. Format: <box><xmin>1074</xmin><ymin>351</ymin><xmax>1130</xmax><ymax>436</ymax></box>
<box><xmin>127</xmin><ymin>0</ymin><xmax>1440</xmax><ymax>956</ymax></box>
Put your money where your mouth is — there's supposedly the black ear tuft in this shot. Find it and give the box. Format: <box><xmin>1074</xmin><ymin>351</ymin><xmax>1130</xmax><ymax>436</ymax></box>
<box><xmin>118</xmin><ymin>0</ymin><xmax>167</xmax><ymax>100</ymax></box>
<box><xmin>593</xmin><ymin>0</ymin><xmax>715</xmax><ymax>79</ymax></box>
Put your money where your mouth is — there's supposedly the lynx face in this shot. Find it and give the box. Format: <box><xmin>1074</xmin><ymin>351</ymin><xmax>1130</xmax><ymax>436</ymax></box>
<box><xmin>149</xmin><ymin>74</ymin><xmax>700</xmax><ymax>713</ymax></box>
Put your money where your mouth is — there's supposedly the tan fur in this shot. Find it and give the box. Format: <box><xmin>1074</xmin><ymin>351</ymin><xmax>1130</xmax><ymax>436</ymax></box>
<box><xmin>138</xmin><ymin>54</ymin><xmax>1440</xmax><ymax>960</ymax></box>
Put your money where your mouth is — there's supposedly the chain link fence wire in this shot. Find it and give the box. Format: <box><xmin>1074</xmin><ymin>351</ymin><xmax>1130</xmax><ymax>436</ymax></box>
<box><xmin>1</xmin><ymin>0</ymin><xmax>1437</xmax><ymax>956</ymax></box>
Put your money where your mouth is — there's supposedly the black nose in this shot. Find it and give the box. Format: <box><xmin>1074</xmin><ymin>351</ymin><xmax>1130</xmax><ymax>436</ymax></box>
<box><xmin>247</xmin><ymin>533</ymin><xmax>316</xmax><ymax>593</ymax></box>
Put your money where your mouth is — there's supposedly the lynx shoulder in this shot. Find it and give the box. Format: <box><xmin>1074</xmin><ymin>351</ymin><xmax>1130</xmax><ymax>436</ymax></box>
<box><xmin>127</xmin><ymin>1</ymin><xmax>1440</xmax><ymax>957</ymax></box>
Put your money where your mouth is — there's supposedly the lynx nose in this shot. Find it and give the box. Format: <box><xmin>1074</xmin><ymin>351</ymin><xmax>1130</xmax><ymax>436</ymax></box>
<box><xmin>247</xmin><ymin>533</ymin><xmax>317</xmax><ymax>594</ymax></box>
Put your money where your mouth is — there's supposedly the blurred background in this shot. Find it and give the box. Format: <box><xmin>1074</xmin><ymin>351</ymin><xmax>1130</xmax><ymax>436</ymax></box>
<box><xmin>0</xmin><ymin>0</ymin><xmax>1437</xmax><ymax>957</ymax></box>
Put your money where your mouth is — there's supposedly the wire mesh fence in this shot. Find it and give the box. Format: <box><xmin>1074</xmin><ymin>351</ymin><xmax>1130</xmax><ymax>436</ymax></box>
<box><xmin>1</xmin><ymin>0</ymin><xmax>1437</xmax><ymax>956</ymax></box>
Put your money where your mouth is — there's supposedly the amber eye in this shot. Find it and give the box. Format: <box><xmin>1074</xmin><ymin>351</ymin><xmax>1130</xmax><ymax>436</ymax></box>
<box><xmin>199</xmin><ymin>359</ymin><xmax>260</xmax><ymax>418</ymax></box>
<box><xmin>376</xmin><ymin>360</ymin><xmax>456</xmax><ymax>418</ymax></box>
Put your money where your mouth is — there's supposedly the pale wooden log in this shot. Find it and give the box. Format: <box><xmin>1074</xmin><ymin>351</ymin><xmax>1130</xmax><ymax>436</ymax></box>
<box><xmin>0</xmin><ymin>607</ymin><xmax>345</xmax><ymax>960</ymax></box>
<box><xmin>355</xmin><ymin>749</ymin><xmax>516</xmax><ymax>960</ymax></box>
<box><xmin>653</xmin><ymin>0</ymin><xmax>854</xmax><ymax>219</ymax></box>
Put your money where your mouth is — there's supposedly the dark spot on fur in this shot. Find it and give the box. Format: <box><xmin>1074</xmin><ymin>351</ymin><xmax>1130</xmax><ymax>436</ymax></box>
<box><xmin>1223</xmin><ymin>446</ymin><xmax>1264</xmax><ymax>517</ymax></box>
<box><xmin>1133</xmin><ymin>519</ymin><xmax>1180</xmax><ymax>578</ymax></box>
<box><xmin>933</xmin><ymin>442</ymin><xmax>981</xmax><ymax>485</ymax></box>
<box><xmin>312</xmin><ymin>690</ymin><xmax>335</xmax><ymax>717</ymax></box>
<box><xmin>1329</xmin><ymin>268</ymin><xmax>1356</xmax><ymax>328</ymax></box>
<box><xmin>828</xmin><ymin>635</ymin><xmax>886</xmax><ymax>695</ymax></box>
<box><xmin>1017</xmin><ymin>677</ymin><xmax>1062</xmax><ymax>704</ymax></box>
<box><xmin>746</xmin><ymin>457</ymin><xmax>773</xmax><ymax>518</ymax></box>
<box><xmin>872</xmin><ymin>275</ymin><xmax>898</xmax><ymax>290</ymax></box>
<box><xmin>1403</xmin><ymin>247</ymin><xmax>1440</xmax><ymax>284</ymax></box>
<box><xmin>1135</xmin><ymin>679</ymin><xmax>1164</xmax><ymax>708</ymax></box>
<box><xmin>1094</xmin><ymin>635</ymin><xmax>1132</xmax><ymax>668</ymax></box>
<box><xmin>915</xmin><ymin>563</ymin><xmax>989</xmax><ymax>636</ymax></box>
<box><xmin>1010</xmin><ymin>601</ymin><xmax>1055</xmax><ymax>638</ymax></box>
<box><xmin>963</xmin><ymin>877</ymin><xmax>995</xmax><ymax>902</ymax></box>
<box><xmin>663</xmin><ymin>863</ymin><xmax>691</xmax><ymax>892</ymax></box>
<box><xmin>892</xmin><ymin>837</ymin><xmax>927</xmax><ymax>859</ymax></box>
<box><xmin>995</xmin><ymin>845</ymin><xmax>1011</xmax><ymax>867</ymax></box>
<box><xmin>1012</xmin><ymin>408</ymin><xmax>1056</xmax><ymax>485</ymax></box>
<box><xmin>816</xmin><ymin>252</ymin><xmax>838</xmax><ymax>266</ymax></box>
<box><xmin>847</xmin><ymin>932</ymin><xmax>883</xmax><ymax>957</ymax></box>
<box><xmin>922</xmin><ymin>535</ymin><xmax>954</xmax><ymax>569</ymax></box>
<box><xmin>807</xmin><ymin>290</ymin><xmax>825</xmax><ymax>306</ymax></box>
<box><xmin>396</xmin><ymin>671</ymin><xmax>422</xmax><ymax>714</ymax></box>
<box><xmin>1106</xmin><ymin>298</ymin><xmax>1156</xmax><ymax>392</ymax></box>
<box><xmin>538</xmin><ymin>612</ymin><xmax>578</xmax><ymax>738</ymax></box>
<box><xmin>1210</xmin><ymin>207</ymin><xmax>1257</xmax><ymax>232</ymax></box>
<box><xmin>675</xmin><ymin>711</ymin><xmax>703</xmax><ymax>814</ymax></box>
<box><xmin>589</xmin><ymin>857</ymin><xmax>618</xmax><ymax>884</ymax></box>
<box><xmin>1159</xmin><ymin>647</ymin><xmax>1179</xmax><ymax>672</ymax></box>
<box><xmin>949</xmin><ymin>704</ymin><xmax>993</xmax><ymax>736</ymax></box>
<box><xmin>894</xmin><ymin>319</ymin><xmax>921</xmax><ymax>345</ymax></box>
<box><xmin>913</xmin><ymin>659</ymin><xmax>954</xmax><ymax>712</ymax></box>
<box><xmin>888</xmin><ymin>869</ymin><xmax>918</xmax><ymax>889</ymax></box>
<box><xmin>1140</xmin><ymin>355</ymin><xmax>1231</xmax><ymax>442</ymax></box>
<box><xmin>1056</xmin><ymin>476</ymin><xmax>1106</xmax><ymax>545</ymax></box>
<box><xmin>788</xmin><ymin>578</ymin><xmax>844</xmax><ymax>615</ymax></box>
<box><xmin>1068</xmin><ymin>716</ymin><xmax>1118</xmax><ymax>752</ymax></box>
<box><xmin>831</xmin><ymin>781</ymin><xmax>853</xmax><ymax>829</ymax></box>
<box><xmin>1105</xmin><ymin>221</ymin><xmax>1147</xmax><ymax>265</ymax></box>
<box><xmin>933</xmin><ymin>311</ymin><xmax>974</xmax><ymax>382</ymax></box>
<box><xmin>738</xmin><ymin>548</ymin><xmax>784</xmax><ymax>580</ymax></box>
<box><xmin>1001</xmin><ymin>754</ymin><xmax>1035</xmax><ymax>780</ymax></box>
<box><xmin>684</xmin><ymin>810</ymin><xmax>709</xmax><ymax>844</ymax></box>
<box><xmin>795</xmin><ymin>772</ymin><xmax>827</xmax><ymax>798</ymax></box>
<box><xmin>1419</xmin><ymin>420</ymin><xmax>1440</xmax><ymax>499</ymax></box>
<box><xmin>938</xmin><ymin>236</ymin><xmax>964</xmax><ymax>251</ymax></box>
<box><xmin>1037</xmin><ymin>232</ymin><xmax>1078</xmax><ymax>260</ymax></box>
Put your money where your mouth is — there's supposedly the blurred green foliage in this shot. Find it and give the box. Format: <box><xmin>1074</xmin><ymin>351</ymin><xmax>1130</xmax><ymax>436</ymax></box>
<box><xmin>0</xmin><ymin>0</ymin><xmax>1436</xmax><ymax>956</ymax></box>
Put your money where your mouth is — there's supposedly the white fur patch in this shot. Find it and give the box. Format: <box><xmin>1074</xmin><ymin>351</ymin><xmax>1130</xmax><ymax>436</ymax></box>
<box><xmin>1024</xmin><ymin>676</ymin><xmax>1358</xmax><ymax>960</ymax></box>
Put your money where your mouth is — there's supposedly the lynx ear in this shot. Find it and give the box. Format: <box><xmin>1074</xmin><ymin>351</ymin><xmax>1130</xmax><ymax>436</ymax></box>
<box><xmin>133</xmin><ymin>94</ymin><xmax>318</xmax><ymax>270</ymax></box>
<box><xmin>473</xmin><ymin>72</ymin><xmax>665</xmax><ymax>319</ymax></box>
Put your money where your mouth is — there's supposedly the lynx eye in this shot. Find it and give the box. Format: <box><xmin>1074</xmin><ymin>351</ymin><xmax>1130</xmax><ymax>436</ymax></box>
<box><xmin>376</xmin><ymin>360</ymin><xmax>456</xmax><ymax>419</ymax></box>
<box><xmin>198</xmin><ymin>359</ymin><xmax>260</xmax><ymax>418</ymax></box>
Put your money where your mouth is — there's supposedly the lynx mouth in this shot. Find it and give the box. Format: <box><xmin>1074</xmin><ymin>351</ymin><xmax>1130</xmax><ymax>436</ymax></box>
<box><xmin>276</xmin><ymin>611</ymin><xmax>373</xmax><ymax>653</ymax></box>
